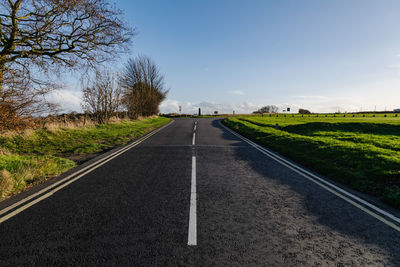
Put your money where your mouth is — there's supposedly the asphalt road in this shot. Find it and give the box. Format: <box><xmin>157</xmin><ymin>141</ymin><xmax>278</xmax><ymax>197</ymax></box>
<box><xmin>1</xmin><ymin>118</ymin><xmax>400</xmax><ymax>266</ymax></box>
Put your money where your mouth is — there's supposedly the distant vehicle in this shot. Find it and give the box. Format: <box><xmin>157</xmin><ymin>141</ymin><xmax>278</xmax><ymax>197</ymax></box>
<box><xmin>394</xmin><ymin>109</ymin><xmax>400</xmax><ymax>113</ymax></box>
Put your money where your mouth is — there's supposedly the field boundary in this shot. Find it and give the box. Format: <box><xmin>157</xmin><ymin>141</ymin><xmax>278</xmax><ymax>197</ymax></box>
<box><xmin>220</xmin><ymin>120</ymin><xmax>400</xmax><ymax>233</ymax></box>
<box><xmin>0</xmin><ymin>120</ymin><xmax>174</xmax><ymax>224</ymax></box>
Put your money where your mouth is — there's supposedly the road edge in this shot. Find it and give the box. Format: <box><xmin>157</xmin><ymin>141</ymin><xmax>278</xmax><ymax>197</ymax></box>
<box><xmin>0</xmin><ymin>119</ymin><xmax>174</xmax><ymax>223</ymax></box>
<box><xmin>219</xmin><ymin>119</ymin><xmax>400</xmax><ymax>233</ymax></box>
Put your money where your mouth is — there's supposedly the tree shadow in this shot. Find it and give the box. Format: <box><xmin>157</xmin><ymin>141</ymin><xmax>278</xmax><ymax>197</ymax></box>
<box><xmin>281</xmin><ymin>122</ymin><xmax>400</xmax><ymax>136</ymax></box>
<box><xmin>213</xmin><ymin>118</ymin><xmax>400</xmax><ymax>264</ymax></box>
<box><xmin>209</xmin><ymin>119</ymin><xmax>249</xmax><ymax>147</ymax></box>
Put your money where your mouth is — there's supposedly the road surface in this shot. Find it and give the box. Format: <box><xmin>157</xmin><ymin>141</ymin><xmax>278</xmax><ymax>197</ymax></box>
<box><xmin>0</xmin><ymin>118</ymin><xmax>400</xmax><ymax>266</ymax></box>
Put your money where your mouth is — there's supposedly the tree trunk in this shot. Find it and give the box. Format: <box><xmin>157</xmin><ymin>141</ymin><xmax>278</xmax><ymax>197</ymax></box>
<box><xmin>0</xmin><ymin>64</ymin><xmax>5</xmax><ymax>97</ymax></box>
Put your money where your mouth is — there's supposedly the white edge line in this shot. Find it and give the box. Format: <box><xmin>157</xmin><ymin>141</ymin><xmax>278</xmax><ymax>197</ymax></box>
<box><xmin>219</xmin><ymin>121</ymin><xmax>400</xmax><ymax>232</ymax></box>
<box><xmin>188</xmin><ymin>155</ymin><xmax>197</xmax><ymax>246</ymax></box>
<box><xmin>0</xmin><ymin>120</ymin><xmax>174</xmax><ymax>223</ymax></box>
<box><xmin>222</xmin><ymin>122</ymin><xmax>400</xmax><ymax>224</ymax></box>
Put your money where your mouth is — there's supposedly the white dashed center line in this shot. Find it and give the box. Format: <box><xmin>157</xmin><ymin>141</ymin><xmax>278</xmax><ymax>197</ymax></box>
<box><xmin>188</xmin><ymin>121</ymin><xmax>198</xmax><ymax>246</ymax></box>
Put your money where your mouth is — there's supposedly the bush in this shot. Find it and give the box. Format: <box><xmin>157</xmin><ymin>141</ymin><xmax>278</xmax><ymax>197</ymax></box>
<box><xmin>299</xmin><ymin>108</ymin><xmax>311</xmax><ymax>114</ymax></box>
<box><xmin>0</xmin><ymin>103</ymin><xmax>32</xmax><ymax>131</ymax></box>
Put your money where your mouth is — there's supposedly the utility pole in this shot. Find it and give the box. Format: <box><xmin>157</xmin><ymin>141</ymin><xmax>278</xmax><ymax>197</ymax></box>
<box><xmin>198</xmin><ymin>108</ymin><xmax>201</xmax><ymax>116</ymax></box>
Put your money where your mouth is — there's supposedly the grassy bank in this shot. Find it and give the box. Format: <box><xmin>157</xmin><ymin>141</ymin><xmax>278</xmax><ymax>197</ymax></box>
<box><xmin>0</xmin><ymin>117</ymin><xmax>170</xmax><ymax>200</ymax></box>
<box><xmin>223</xmin><ymin>115</ymin><xmax>400</xmax><ymax>208</ymax></box>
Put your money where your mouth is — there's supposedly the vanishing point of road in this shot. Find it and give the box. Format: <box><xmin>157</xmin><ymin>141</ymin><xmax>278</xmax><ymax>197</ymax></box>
<box><xmin>0</xmin><ymin>118</ymin><xmax>400</xmax><ymax>265</ymax></box>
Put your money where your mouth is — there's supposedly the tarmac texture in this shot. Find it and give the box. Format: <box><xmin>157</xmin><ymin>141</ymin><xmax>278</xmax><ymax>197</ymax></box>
<box><xmin>0</xmin><ymin>118</ymin><xmax>399</xmax><ymax>266</ymax></box>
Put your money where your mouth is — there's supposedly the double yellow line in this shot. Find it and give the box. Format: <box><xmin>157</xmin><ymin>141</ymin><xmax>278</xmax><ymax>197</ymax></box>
<box><xmin>0</xmin><ymin>120</ymin><xmax>174</xmax><ymax>224</ymax></box>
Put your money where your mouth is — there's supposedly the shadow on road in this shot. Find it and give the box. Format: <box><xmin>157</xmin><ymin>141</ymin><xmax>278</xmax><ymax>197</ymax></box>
<box><xmin>212</xmin><ymin>118</ymin><xmax>400</xmax><ymax>264</ymax></box>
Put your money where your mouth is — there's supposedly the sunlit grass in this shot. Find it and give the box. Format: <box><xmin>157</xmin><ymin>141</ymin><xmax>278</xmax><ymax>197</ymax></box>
<box><xmin>0</xmin><ymin>117</ymin><xmax>170</xmax><ymax>155</ymax></box>
<box><xmin>0</xmin><ymin>117</ymin><xmax>170</xmax><ymax>200</ymax></box>
<box><xmin>223</xmin><ymin>114</ymin><xmax>400</xmax><ymax>208</ymax></box>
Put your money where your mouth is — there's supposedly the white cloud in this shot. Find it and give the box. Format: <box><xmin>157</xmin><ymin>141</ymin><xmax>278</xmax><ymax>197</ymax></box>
<box><xmin>47</xmin><ymin>89</ymin><xmax>83</xmax><ymax>113</ymax></box>
<box><xmin>46</xmin><ymin>87</ymin><xmax>400</xmax><ymax>116</ymax></box>
<box><xmin>160</xmin><ymin>99</ymin><xmax>260</xmax><ymax>114</ymax></box>
<box><xmin>231</xmin><ymin>90</ymin><xmax>245</xmax><ymax>95</ymax></box>
<box><xmin>159</xmin><ymin>95</ymin><xmax>395</xmax><ymax>115</ymax></box>
<box><xmin>159</xmin><ymin>98</ymin><xmax>181</xmax><ymax>113</ymax></box>
<box><xmin>289</xmin><ymin>95</ymin><xmax>373</xmax><ymax>113</ymax></box>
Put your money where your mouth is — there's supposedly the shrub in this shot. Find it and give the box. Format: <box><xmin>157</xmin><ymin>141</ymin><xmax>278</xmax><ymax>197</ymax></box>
<box><xmin>299</xmin><ymin>108</ymin><xmax>311</xmax><ymax>114</ymax></box>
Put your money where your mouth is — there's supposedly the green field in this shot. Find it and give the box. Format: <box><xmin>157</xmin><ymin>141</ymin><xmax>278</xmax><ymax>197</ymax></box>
<box><xmin>223</xmin><ymin>114</ymin><xmax>400</xmax><ymax>208</ymax></box>
<box><xmin>0</xmin><ymin>117</ymin><xmax>170</xmax><ymax>200</ymax></box>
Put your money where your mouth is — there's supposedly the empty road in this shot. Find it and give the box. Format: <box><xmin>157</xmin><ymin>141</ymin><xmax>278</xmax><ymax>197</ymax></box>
<box><xmin>1</xmin><ymin>118</ymin><xmax>400</xmax><ymax>265</ymax></box>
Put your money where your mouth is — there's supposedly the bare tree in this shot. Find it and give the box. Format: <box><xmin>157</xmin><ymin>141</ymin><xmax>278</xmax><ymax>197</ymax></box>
<box><xmin>0</xmin><ymin>66</ymin><xmax>59</xmax><ymax>130</ymax></box>
<box><xmin>121</xmin><ymin>56</ymin><xmax>168</xmax><ymax>118</ymax></box>
<box><xmin>81</xmin><ymin>69</ymin><xmax>122</xmax><ymax>123</ymax></box>
<box><xmin>0</xmin><ymin>0</ymin><xmax>133</xmax><ymax>128</ymax></box>
<box><xmin>0</xmin><ymin>0</ymin><xmax>133</xmax><ymax>88</ymax></box>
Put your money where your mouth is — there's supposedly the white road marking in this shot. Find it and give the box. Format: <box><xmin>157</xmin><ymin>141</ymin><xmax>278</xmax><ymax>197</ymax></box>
<box><xmin>188</xmin><ymin>120</ymin><xmax>198</xmax><ymax>246</ymax></box>
<box><xmin>188</xmin><ymin>155</ymin><xmax>197</xmax><ymax>246</ymax></box>
<box><xmin>220</xmin><ymin>121</ymin><xmax>400</xmax><ymax>233</ymax></box>
<box><xmin>192</xmin><ymin>132</ymin><xmax>196</xmax><ymax>145</ymax></box>
<box><xmin>0</xmin><ymin>120</ymin><xmax>174</xmax><ymax>224</ymax></box>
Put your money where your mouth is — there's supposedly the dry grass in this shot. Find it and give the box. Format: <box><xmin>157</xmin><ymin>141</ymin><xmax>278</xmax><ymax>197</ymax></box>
<box><xmin>44</xmin><ymin>119</ymin><xmax>96</xmax><ymax>133</ymax></box>
<box><xmin>0</xmin><ymin>147</ymin><xmax>10</xmax><ymax>155</ymax></box>
<box><xmin>108</xmin><ymin>116</ymin><xmax>132</xmax><ymax>123</ymax></box>
<box><xmin>43</xmin><ymin>116</ymin><xmax>135</xmax><ymax>133</ymax></box>
<box><xmin>0</xmin><ymin>115</ymin><xmax>160</xmax><ymax>137</ymax></box>
<box><xmin>0</xmin><ymin>130</ymin><xmax>19</xmax><ymax>139</ymax></box>
<box><xmin>0</xmin><ymin>169</ymin><xmax>14</xmax><ymax>199</ymax></box>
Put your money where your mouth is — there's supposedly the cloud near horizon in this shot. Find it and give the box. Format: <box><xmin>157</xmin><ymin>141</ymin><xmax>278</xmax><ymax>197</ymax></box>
<box><xmin>48</xmin><ymin>90</ymin><xmax>263</xmax><ymax>115</ymax></box>
<box><xmin>47</xmin><ymin>89</ymin><xmax>83</xmax><ymax>113</ymax></box>
<box><xmin>159</xmin><ymin>99</ymin><xmax>261</xmax><ymax>114</ymax></box>
<box><xmin>45</xmin><ymin>89</ymin><xmax>399</xmax><ymax>116</ymax></box>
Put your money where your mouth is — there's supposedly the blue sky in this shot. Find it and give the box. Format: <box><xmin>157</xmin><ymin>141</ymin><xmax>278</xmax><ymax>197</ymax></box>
<box><xmin>54</xmin><ymin>0</ymin><xmax>400</xmax><ymax>114</ymax></box>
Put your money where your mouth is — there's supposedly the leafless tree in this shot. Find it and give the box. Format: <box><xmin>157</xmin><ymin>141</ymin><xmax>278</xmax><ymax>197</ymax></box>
<box><xmin>0</xmin><ymin>0</ymin><xmax>133</xmax><ymax>87</ymax></box>
<box><xmin>121</xmin><ymin>56</ymin><xmax>168</xmax><ymax>118</ymax></box>
<box><xmin>81</xmin><ymin>69</ymin><xmax>122</xmax><ymax>123</ymax></box>
<box><xmin>0</xmin><ymin>66</ymin><xmax>59</xmax><ymax>130</ymax></box>
<box><xmin>0</xmin><ymin>0</ymin><xmax>133</xmax><ymax>128</ymax></box>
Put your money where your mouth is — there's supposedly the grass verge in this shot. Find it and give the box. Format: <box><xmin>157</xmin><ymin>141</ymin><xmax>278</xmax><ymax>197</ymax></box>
<box><xmin>223</xmin><ymin>116</ymin><xmax>400</xmax><ymax>209</ymax></box>
<box><xmin>0</xmin><ymin>117</ymin><xmax>170</xmax><ymax>200</ymax></box>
